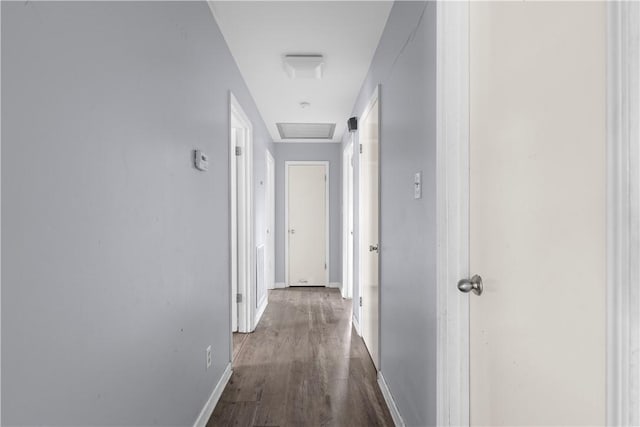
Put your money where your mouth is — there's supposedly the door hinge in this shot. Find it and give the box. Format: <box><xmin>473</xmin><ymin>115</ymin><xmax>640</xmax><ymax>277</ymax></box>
<box><xmin>359</xmin><ymin>144</ymin><xmax>363</xmax><ymax>154</ymax></box>
<box><xmin>325</xmin><ymin>174</ymin><xmax>327</xmax><ymax>182</ymax></box>
<box><xmin>324</xmin><ymin>262</ymin><xmax>327</xmax><ymax>270</ymax></box>
<box><xmin>236</xmin><ymin>293</ymin><xmax>242</xmax><ymax>303</ymax></box>
<box><xmin>359</xmin><ymin>296</ymin><xmax>363</xmax><ymax>307</ymax></box>
<box><xmin>235</xmin><ymin>146</ymin><xmax>242</xmax><ymax>156</ymax></box>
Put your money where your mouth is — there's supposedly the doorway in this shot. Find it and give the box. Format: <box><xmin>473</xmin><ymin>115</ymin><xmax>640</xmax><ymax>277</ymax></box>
<box><xmin>342</xmin><ymin>140</ymin><xmax>355</xmax><ymax>299</ymax></box>
<box><xmin>229</xmin><ymin>92</ymin><xmax>254</xmax><ymax>339</ymax></box>
<box><xmin>285</xmin><ymin>161</ymin><xmax>329</xmax><ymax>287</ymax></box>
<box><xmin>359</xmin><ymin>86</ymin><xmax>380</xmax><ymax>370</ymax></box>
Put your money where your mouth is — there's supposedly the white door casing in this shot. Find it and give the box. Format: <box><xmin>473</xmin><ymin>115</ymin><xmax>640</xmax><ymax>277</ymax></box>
<box><xmin>342</xmin><ymin>140</ymin><xmax>355</xmax><ymax>299</ymax></box>
<box><xmin>285</xmin><ymin>162</ymin><xmax>329</xmax><ymax>286</ymax></box>
<box><xmin>359</xmin><ymin>86</ymin><xmax>380</xmax><ymax>370</ymax></box>
<box><xmin>607</xmin><ymin>2</ymin><xmax>640</xmax><ymax>425</ymax></box>
<box><xmin>229</xmin><ymin>92</ymin><xmax>254</xmax><ymax>336</ymax></box>
<box><xmin>266</xmin><ymin>151</ymin><xmax>276</xmax><ymax>292</ymax></box>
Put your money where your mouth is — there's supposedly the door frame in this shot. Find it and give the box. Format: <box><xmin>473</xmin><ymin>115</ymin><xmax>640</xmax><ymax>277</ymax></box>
<box><xmin>265</xmin><ymin>150</ymin><xmax>276</xmax><ymax>292</ymax></box>
<box><xmin>284</xmin><ymin>160</ymin><xmax>330</xmax><ymax>287</ymax></box>
<box><xmin>434</xmin><ymin>2</ymin><xmax>640</xmax><ymax>426</ymax></box>
<box><xmin>342</xmin><ymin>139</ymin><xmax>354</xmax><ymax>299</ymax></box>
<box><xmin>358</xmin><ymin>85</ymin><xmax>381</xmax><ymax>369</ymax></box>
<box><xmin>229</xmin><ymin>92</ymin><xmax>254</xmax><ymax>336</ymax></box>
<box><xmin>606</xmin><ymin>3</ymin><xmax>639</xmax><ymax>425</ymax></box>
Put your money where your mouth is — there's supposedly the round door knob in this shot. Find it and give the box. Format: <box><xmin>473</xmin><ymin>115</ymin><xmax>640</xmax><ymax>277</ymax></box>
<box><xmin>457</xmin><ymin>274</ymin><xmax>483</xmax><ymax>296</ymax></box>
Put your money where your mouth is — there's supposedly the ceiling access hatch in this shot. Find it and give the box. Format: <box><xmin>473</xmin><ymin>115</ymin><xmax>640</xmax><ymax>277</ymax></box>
<box><xmin>276</xmin><ymin>123</ymin><xmax>336</xmax><ymax>140</ymax></box>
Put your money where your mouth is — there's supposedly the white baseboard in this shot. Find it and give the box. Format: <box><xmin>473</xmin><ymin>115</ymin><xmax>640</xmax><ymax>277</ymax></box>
<box><xmin>275</xmin><ymin>282</ymin><xmax>286</xmax><ymax>289</ymax></box>
<box><xmin>377</xmin><ymin>372</ymin><xmax>405</xmax><ymax>427</ymax></box>
<box><xmin>352</xmin><ymin>313</ymin><xmax>361</xmax><ymax>336</ymax></box>
<box><xmin>193</xmin><ymin>362</ymin><xmax>232</xmax><ymax>427</ymax></box>
<box><xmin>328</xmin><ymin>282</ymin><xmax>341</xmax><ymax>289</ymax></box>
<box><xmin>254</xmin><ymin>296</ymin><xmax>268</xmax><ymax>329</ymax></box>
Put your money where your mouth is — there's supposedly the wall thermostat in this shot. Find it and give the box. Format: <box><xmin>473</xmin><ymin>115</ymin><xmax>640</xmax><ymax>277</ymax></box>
<box><xmin>194</xmin><ymin>150</ymin><xmax>209</xmax><ymax>171</ymax></box>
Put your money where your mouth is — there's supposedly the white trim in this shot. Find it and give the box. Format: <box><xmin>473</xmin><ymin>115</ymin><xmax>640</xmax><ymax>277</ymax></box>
<box><xmin>193</xmin><ymin>363</ymin><xmax>233</xmax><ymax>427</ymax></box>
<box><xmin>229</xmin><ymin>92</ymin><xmax>255</xmax><ymax>334</ymax></box>
<box><xmin>274</xmin><ymin>282</ymin><xmax>286</xmax><ymax>289</ymax></box>
<box><xmin>435</xmin><ymin>2</ymin><xmax>470</xmax><ymax>427</ymax></box>
<box><xmin>328</xmin><ymin>282</ymin><xmax>341</xmax><ymax>289</ymax></box>
<box><xmin>357</xmin><ymin>85</ymin><xmax>381</xmax><ymax>369</ymax></box>
<box><xmin>377</xmin><ymin>372</ymin><xmax>405</xmax><ymax>427</ymax></box>
<box><xmin>342</xmin><ymin>140</ymin><xmax>355</xmax><ymax>300</ymax></box>
<box><xmin>352</xmin><ymin>313</ymin><xmax>361</xmax><ymax>336</ymax></box>
<box><xmin>284</xmin><ymin>161</ymin><xmax>330</xmax><ymax>287</ymax></box>
<box><xmin>265</xmin><ymin>150</ymin><xmax>276</xmax><ymax>294</ymax></box>
<box><xmin>254</xmin><ymin>296</ymin><xmax>268</xmax><ymax>330</ymax></box>
<box><xmin>607</xmin><ymin>3</ymin><xmax>640</xmax><ymax>426</ymax></box>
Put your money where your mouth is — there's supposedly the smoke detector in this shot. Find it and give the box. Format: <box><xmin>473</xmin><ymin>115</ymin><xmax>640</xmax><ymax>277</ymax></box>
<box><xmin>283</xmin><ymin>55</ymin><xmax>324</xmax><ymax>79</ymax></box>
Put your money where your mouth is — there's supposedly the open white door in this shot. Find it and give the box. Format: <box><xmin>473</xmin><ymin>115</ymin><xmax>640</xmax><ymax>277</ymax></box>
<box><xmin>286</xmin><ymin>162</ymin><xmax>329</xmax><ymax>287</ymax></box>
<box><xmin>359</xmin><ymin>87</ymin><xmax>380</xmax><ymax>370</ymax></box>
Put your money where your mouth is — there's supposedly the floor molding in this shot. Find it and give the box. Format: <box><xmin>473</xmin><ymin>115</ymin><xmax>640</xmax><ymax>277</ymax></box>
<box><xmin>352</xmin><ymin>313</ymin><xmax>361</xmax><ymax>336</ymax></box>
<box><xmin>377</xmin><ymin>372</ymin><xmax>406</xmax><ymax>427</ymax></box>
<box><xmin>193</xmin><ymin>362</ymin><xmax>232</xmax><ymax>427</ymax></box>
<box><xmin>254</xmin><ymin>297</ymin><xmax>268</xmax><ymax>329</ymax></box>
<box><xmin>328</xmin><ymin>282</ymin><xmax>341</xmax><ymax>289</ymax></box>
<box><xmin>275</xmin><ymin>282</ymin><xmax>286</xmax><ymax>289</ymax></box>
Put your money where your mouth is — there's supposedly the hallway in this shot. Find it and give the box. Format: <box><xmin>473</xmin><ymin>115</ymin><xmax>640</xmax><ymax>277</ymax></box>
<box><xmin>208</xmin><ymin>288</ymin><xmax>393</xmax><ymax>426</ymax></box>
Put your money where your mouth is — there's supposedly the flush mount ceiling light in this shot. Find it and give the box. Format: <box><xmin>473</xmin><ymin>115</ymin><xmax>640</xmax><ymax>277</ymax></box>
<box><xmin>283</xmin><ymin>55</ymin><xmax>324</xmax><ymax>79</ymax></box>
<box><xmin>300</xmin><ymin>102</ymin><xmax>311</xmax><ymax>109</ymax></box>
<box><xmin>277</xmin><ymin>123</ymin><xmax>336</xmax><ymax>140</ymax></box>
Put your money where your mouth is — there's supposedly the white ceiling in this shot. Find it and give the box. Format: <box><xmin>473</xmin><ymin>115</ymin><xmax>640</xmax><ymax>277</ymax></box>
<box><xmin>209</xmin><ymin>1</ymin><xmax>393</xmax><ymax>143</ymax></box>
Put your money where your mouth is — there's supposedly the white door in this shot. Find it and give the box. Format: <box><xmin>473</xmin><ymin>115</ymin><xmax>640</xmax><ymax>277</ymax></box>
<box><xmin>266</xmin><ymin>151</ymin><xmax>275</xmax><ymax>291</ymax></box>
<box><xmin>468</xmin><ymin>3</ymin><xmax>606</xmax><ymax>425</ymax></box>
<box><xmin>287</xmin><ymin>163</ymin><xmax>328</xmax><ymax>286</ymax></box>
<box><xmin>360</xmin><ymin>89</ymin><xmax>380</xmax><ymax>369</ymax></box>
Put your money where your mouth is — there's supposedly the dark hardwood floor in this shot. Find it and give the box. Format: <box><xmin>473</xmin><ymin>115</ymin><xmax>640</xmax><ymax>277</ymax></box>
<box><xmin>207</xmin><ymin>287</ymin><xmax>394</xmax><ymax>427</ymax></box>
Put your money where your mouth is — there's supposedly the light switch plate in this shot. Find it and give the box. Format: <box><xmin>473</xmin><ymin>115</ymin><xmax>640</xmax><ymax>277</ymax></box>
<box><xmin>414</xmin><ymin>172</ymin><xmax>422</xmax><ymax>199</ymax></box>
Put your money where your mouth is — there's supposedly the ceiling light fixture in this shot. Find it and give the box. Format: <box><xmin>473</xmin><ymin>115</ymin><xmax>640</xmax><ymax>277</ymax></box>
<box><xmin>300</xmin><ymin>102</ymin><xmax>311</xmax><ymax>109</ymax></box>
<box><xmin>283</xmin><ymin>54</ymin><xmax>324</xmax><ymax>79</ymax></box>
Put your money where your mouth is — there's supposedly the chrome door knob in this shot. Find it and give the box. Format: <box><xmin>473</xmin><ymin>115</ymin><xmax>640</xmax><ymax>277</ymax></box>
<box><xmin>457</xmin><ymin>274</ymin><xmax>483</xmax><ymax>296</ymax></box>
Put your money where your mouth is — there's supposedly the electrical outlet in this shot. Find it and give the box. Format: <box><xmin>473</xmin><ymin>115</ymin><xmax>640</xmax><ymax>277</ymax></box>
<box><xmin>206</xmin><ymin>345</ymin><xmax>212</xmax><ymax>370</ymax></box>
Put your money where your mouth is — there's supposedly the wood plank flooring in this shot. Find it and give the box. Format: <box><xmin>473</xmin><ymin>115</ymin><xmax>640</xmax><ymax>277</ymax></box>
<box><xmin>207</xmin><ymin>287</ymin><xmax>394</xmax><ymax>427</ymax></box>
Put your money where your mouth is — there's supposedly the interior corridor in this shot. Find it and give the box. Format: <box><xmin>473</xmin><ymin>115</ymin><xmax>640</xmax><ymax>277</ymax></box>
<box><xmin>208</xmin><ymin>288</ymin><xmax>393</xmax><ymax>426</ymax></box>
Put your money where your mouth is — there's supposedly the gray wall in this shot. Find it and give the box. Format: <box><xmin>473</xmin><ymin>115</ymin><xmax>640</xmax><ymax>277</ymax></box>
<box><xmin>273</xmin><ymin>143</ymin><xmax>342</xmax><ymax>285</ymax></box>
<box><xmin>1</xmin><ymin>2</ymin><xmax>273</xmax><ymax>425</ymax></box>
<box><xmin>344</xmin><ymin>2</ymin><xmax>437</xmax><ymax>426</ymax></box>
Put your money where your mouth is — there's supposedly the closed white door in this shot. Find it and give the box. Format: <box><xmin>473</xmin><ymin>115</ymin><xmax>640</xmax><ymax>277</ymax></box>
<box><xmin>360</xmin><ymin>89</ymin><xmax>380</xmax><ymax>369</ymax></box>
<box><xmin>287</xmin><ymin>163</ymin><xmax>328</xmax><ymax>286</ymax></box>
<box><xmin>468</xmin><ymin>2</ymin><xmax>606</xmax><ymax>425</ymax></box>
